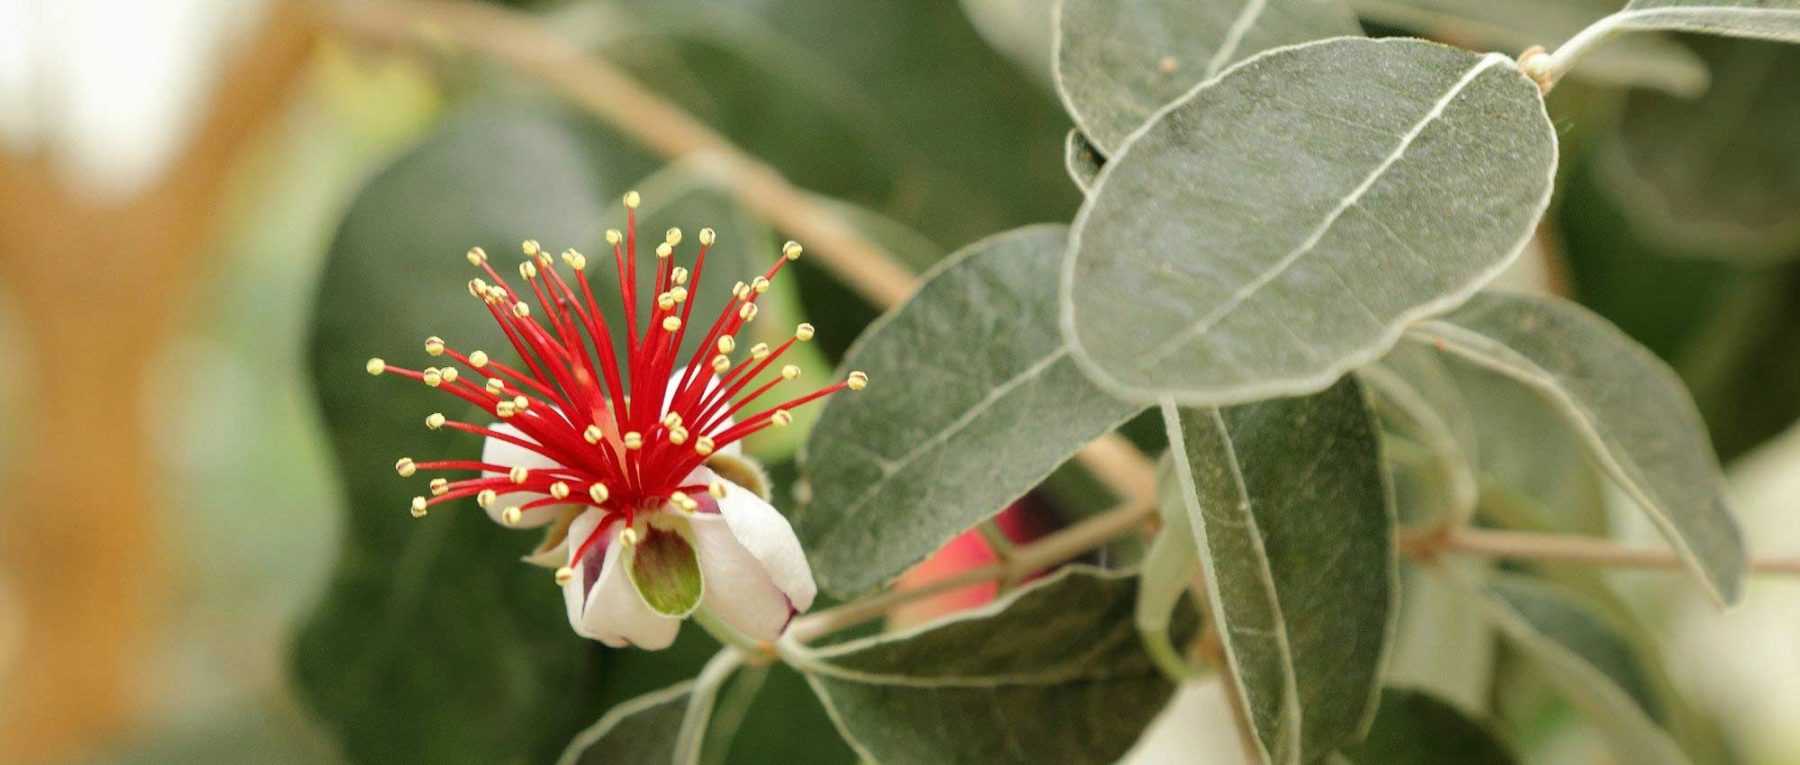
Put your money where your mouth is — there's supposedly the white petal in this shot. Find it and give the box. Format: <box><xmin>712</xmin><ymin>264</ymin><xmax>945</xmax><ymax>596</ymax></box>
<box><xmin>561</xmin><ymin>510</ymin><xmax>609</xmax><ymax>640</ymax></box>
<box><xmin>560</xmin><ymin>512</ymin><xmax>681</xmax><ymax>649</ymax></box>
<box><xmin>688</xmin><ymin>513</ymin><xmax>794</xmax><ymax>642</ymax></box>
<box><xmin>481</xmin><ymin>422</ymin><xmax>578</xmax><ymax>528</ymax></box>
<box><xmin>586</xmin><ymin>543</ymin><xmax>682</xmax><ymax>650</ymax></box>
<box><xmin>666</xmin><ymin>365</ymin><xmax>739</xmax><ymax>456</ymax></box>
<box><xmin>712</xmin><ymin>479</ymin><xmax>817</xmax><ymax>612</ymax></box>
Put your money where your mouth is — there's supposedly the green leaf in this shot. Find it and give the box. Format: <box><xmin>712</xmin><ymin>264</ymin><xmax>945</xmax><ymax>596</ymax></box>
<box><xmin>788</xmin><ymin>567</ymin><xmax>1193</xmax><ymax>765</ymax></box>
<box><xmin>1409</xmin><ymin>291</ymin><xmax>1746</xmax><ymax>603</ymax></box>
<box><xmin>797</xmin><ymin>225</ymin><xmax>1144</xmax><ymax>598</ymax></box>
<box><xmin>1064</xmin><ymin>129</ymin><xmax>1104</xmax><ymax>193</ymax></box>
<box><xmin>1445</xmin><ymin>356</ymin><xmax>1611</xmax><ymax>537</ymax></box>
<box><xmin>1339</xmin><ymin>688</ymin><xmax>1517</xmax><ymax>765</ymax></box>
<box><xmin>628</xmin><ymin>526</ymin><xmax>705</xmax><ymax>617</ymax></box>
<box><xmin>294</xmin><ymin>106</ymin><xmax>637</xmax><ymax>764</ymax></box>
<box><xmin>1063</xmin><ymin>38</ymin><xmax>1556</xmax><ymax>407</ymax></box>
<box><xmin>1137</xmin><ymin>456</ymin><xmax>1202</xmax><ymax>680</ymax></box>
<box><xmin>557</xmin><ymin>681</ymin><xmax>693</xmax><ymax>765</ymax></box>
<box><xmin>1054</xmin><ymin>0</ymin><xmax>1361</xmax><ymax>154</ymax></box>
<box><xmin>1350</xmin><ymin>0</ymin><xmax>1709</xmax><ymax>94</ymax></box>
<box><xmin>1471</xmin><ymin>573</ymin><xmax>1687</xmax><ymax>764</ymax></box>
<box><xmin>1360</xmin><ymin>350</ymin><xmax>1479</xmax><ymax>527</ymax></box>
<box><xmin>1595</xmin><ymin>38</ymin><xmax>1800</xmax><ymax>261</ymax></box>
<box><xmin>1610</xmin><ymin>0</ymin><xmax>1800</xmax><ymax>42</ymax></box>
<box><xmin>1382</xmin><ymin>562</ymin><xmax>1495</xmax><ymax>713</ymax></box>
<box><xmin>1161</xmin><ymin>375</ymin><xmax>1395</xmax><ymax>764</ymax></box>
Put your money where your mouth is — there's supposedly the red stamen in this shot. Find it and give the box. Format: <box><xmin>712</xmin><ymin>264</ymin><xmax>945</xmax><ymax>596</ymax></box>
<box><xmin>369</xmin><ymin>195</ymin><xmax>865</xmax><ymax>563</ymax></box>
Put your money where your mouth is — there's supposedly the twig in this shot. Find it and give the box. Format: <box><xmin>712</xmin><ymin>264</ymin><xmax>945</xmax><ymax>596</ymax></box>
<box><xmin>1425</xmin><ymin>527</ymin><xmax>1800</xmax><ymax>576</ymax></box>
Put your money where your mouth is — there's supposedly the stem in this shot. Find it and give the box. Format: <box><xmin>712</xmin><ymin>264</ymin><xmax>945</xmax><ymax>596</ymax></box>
<box><xmin>1423</xmin><ymin>527</ymin><xmax>1800</xmax><ymax>575</ymax></box>
<box><xmin>975</xmin><ymin>520</ymin><xmax>1018</xmax><ymax>592</ymax></box>
<box><xmin>1539</xmin><ymin>13</ymin><xmax>1628</xmax><ymax>90</ymax></box>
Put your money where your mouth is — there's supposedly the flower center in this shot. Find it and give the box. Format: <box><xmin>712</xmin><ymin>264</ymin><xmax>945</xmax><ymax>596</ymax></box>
<box><xmin>370</xmin><ymin>190</ymin><xmax>866</xmax><ymax>559</ymax></box>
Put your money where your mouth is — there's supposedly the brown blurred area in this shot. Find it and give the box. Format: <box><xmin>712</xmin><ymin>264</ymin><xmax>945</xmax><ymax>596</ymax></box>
<box><xmin>0</xmin><ymin>5</ymin><xmax>316</xmax><ymax>762</ymax></box>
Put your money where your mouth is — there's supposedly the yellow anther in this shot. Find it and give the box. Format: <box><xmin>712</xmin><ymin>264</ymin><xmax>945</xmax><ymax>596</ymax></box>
<box><xmin>502</xmin><ymin>506</ymin><xmax>522</xmax><ymax>526</ymax></box>
<box><xmin>781</xmin><ymin>364</ymin><xmax>801</xmax><ymax>380</ymax></box>
<box><xmin>732</xmin><ymin>281</ymin><xmax>749</xmax><ymax>299</ymax></box>
<box><xmin>665</xmin><ymin>227</ymin><xmax>682</xmax><ymax>245</ymax></box>
<box><xmin>422</xmin><ymin>368</ymin><xmax>443</xmax><ymax>387</ymax></box>
<box><xmin>550</xmin><ymin>481</ymin><xmax>570</xmax><ymax>500</ymax></box>
<box><xmin>657</xmin><ymin>292</ymin><xmax>677</xmax><ymax>311</ymax></box>
<box><xmin>429</xmin><ymin>478</ymin><xmax>449</xmax><ymax>496</ymax></box>
<box><xmin>496</xmin><ymin>400</ymin><xmax>517</xmax><ymax>418</ymax></box>
<box><xmin>477</xmin><ymin>489</ymin><xmax>497</xmax><ymax>508</ymax></box>
<box><xmin>623</xmin><ymin>431</ymin><xmax>644</xmax><ymax>450</ymax></box>
<box><xmin>554</xmin><ymin>566</ymin><xmax>575</xmax><ymax>586</ymax></box>
<box><xmin>467</xmin><ymin>279</ymin><xmax>485</xmax><ymax>298</ymax></box>
<box><xmin>395</xmin><ymin>457</ymin><xmax>417</xmax><ymax>477</ymax></box>
<box><xmin>662</xmin><ymin>412</ymin><xmax>683</xmax><ymax>428</ymax></box>
<box><xmin>624</xmin><ymin>191</ymin><xmax>641</xmax><ymax>208</ymax></box>
<box><xmin>847</xmin><ymin>370</ymin><xmax>869</xmax><ymax>390</ymax></box>
<box><xmin>751</xmin><ymin>276</ymin><xmax>770</xmax><ymax>294</ymax></box>
<box><xmin>717</xmin><ymin>335</ymin><xmax>736</xmax><ymax>354</ymax></box>
<box><xmin>588</xmin><ymin>483</ymin><xmax>610</xmax><ymax>504</ymax></box>
<box><xmin>424</xmin><ymin>337</ymin><xmax>445</xmax><ymax>356</ymax></box>
<box><xmin>509</xmin><ymin>466</ymin><xmax>529</xmax><ymax>484</ymax></box>
<box><xmin>562</xmin><ymin>249</ymin><xmax>587</xmax><ymax>270</ymax></box>
<box><xmin>440</xmin><ymin>367</ymin><xmax>459</xmax><ymax>384</ymax></box>
<box><xmin>466</xmin><ymin>246</ymin><xmax>488</xmax><ymax>265</ymax></box>
<box><xmin>782</xmin><ymin>241</ymin><xmax>802</xmax><ymax>260</ymax></box>
<box><xmin>671</xmin><ymin>266</ymin><xmax>690</xmax><ymax>285</ymax></box>
<box><xmin>425</xmin><ymin>412</ymin><xmax>446</xmax><ymax>430</ymax></box>
<box><xmin>518</xmin><ymin>261</ymin><xmax>538</xmax><ymax>280</ymax></box>
<box><xmin>606</xmin><ymin>229</ymin><xmax>623</xmax><ymax>245</ymax></box>
<box><xmin>670</xmin><ymin>286</ymin><xmax>688</xmax><ymax>303</ymax></box>
<box><xmin>513</xmin><ymin>395</ymin><xmax>530</xmax><ymax>411</ymax></box>
<box><xmin>796</xmin><ymin>323</ymin><xmax>815</xmax><ymax>341</ymax></box>
<box><xmin>512</xmin><ymin>302</ymin><xmax>532</xmax><ymax>319</ymax></box>
<box><xmin>709</xmin><ymin>480</ymin><xmax>727</xmax><ymax>499</ymax></box>
<box><xmin>750</xmin><ymin>343</ymin><xmax>770</xmax><ymax>361</ymax></box>
<box><xmin>772</xmin><ymin>409</ymin><xmax>793</xmax><ymax>427</ymax></box>
<box><xmin>366</xmin><ymin>358</ymin><xmax>386</xmax><ymax>375</ymax></box>
<box><xmin>698</xmin><ymin>227</ymin><xmax>716</xmax><ymax>246</ymax></box>
<box><xmin>695</xmin><ymin>435</ymin><xmax>716</xmax><ymax>456</ymax></box>
<box><xmin>711</xmin><ymin>355</ymin><xmax>731</xmax><ymax>373</ymax></box>
<box><xmin>469</xmin><ymin>350</ymin><xmax>489</xmax><ymax>368</ymax></box>
<box><xmin>655</xmin><ymin>243</ymin><xmax>673</xmax><ymax>259</ymax></box>
<box><xmin>739</xmin><ymin>303</ymin><xmax>759</xmax><ymax>322</ymax></box>
<box><xmin>486</xmin><ymin>378</ymin><xmax>507</xmax><ymax>396</ymax></box>
<box><xmin>410</xmin><ymin>497</ymin><xmax>428</xmax><ymax>518</ymax></box>
<box><xmin>522</xmin><ymin>240</ymin><xmax>542</xmax><ymax>257</ymax></box>
<box><xmin>662</xmin><ymin>316</ymin><xmax>682</xmax><ymax>332</ymax></box>
<box><xmin>583</xmin><ymin>424</ymin><xmax>603</xmax><ymax>444</ymax></box>
<box><xmin>667</xmin><ymin>426</ymin><xmax>688</xmax><ymax>445</ymax></box>
<box><xmin>670</xmin><ymin>493</ymin><xmax>697</xmax><ymax>512</ymax></box>
<box><xmin>620</xmin><ymin>527</ymin><xmax>640</xmax><ymax>546</ymax></box>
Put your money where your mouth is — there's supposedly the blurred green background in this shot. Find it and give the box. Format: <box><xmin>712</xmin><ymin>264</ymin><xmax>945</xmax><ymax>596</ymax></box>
<box><xmin>0</xmin><ymin>1</ymin><xmax>1797</xmax><ymax>763</ymax></box>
